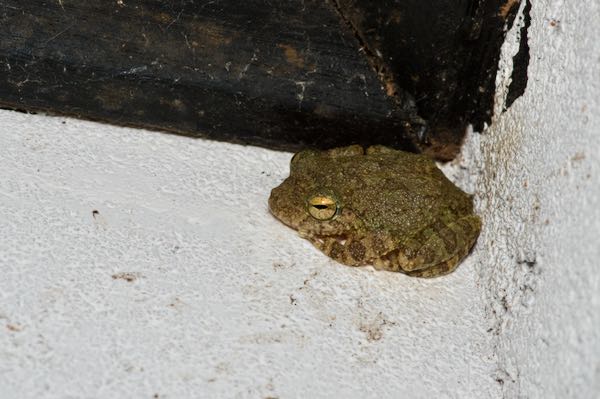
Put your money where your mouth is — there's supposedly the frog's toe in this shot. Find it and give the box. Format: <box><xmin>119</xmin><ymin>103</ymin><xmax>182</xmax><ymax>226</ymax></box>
<box><xmin>403</xmin><ymin>256</ymin><xmax>462</xmax><ymax>278</ymax></box>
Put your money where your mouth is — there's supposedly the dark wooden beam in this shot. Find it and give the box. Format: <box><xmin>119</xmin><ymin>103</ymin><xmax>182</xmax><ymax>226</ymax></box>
<box><xmin>0</xmin><ymin>0</ymin><xmax>518</xmax><ymax>159</ymax></box>
<box><xmin>333</xmin><ymin>0</ymin><xmax>520</xmax><ymax>158</ymax></box>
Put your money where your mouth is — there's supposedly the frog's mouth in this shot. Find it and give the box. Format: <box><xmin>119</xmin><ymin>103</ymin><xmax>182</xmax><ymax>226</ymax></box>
<box><xmin>299</xmin><ymin>230</ymin><xmax>350</xmax><ymax>245</ymax></box>
<box><xmin>312</xmin><ymin>234</ymin><xmax>348</xmax><ymax>246</ymax></box>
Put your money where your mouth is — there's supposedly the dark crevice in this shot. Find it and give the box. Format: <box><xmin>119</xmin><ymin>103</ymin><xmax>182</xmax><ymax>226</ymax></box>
<box><xmin>505</xmin><ymin>0</ymin><xmax>531</xmax><ymax>109</ymax></box>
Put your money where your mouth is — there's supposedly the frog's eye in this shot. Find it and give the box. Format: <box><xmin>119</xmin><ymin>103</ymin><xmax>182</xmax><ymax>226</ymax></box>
<box><xmin>307</xmin><ymin>195</ymin><xmax>338</xmax><ymax>220</ymax></box>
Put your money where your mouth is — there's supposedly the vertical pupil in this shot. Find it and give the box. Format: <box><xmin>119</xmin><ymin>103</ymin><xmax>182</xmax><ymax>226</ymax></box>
<box><xmin>308</xmin><ymin>196</ymin><xmax>337</xmax><ymax>220</ymax></box>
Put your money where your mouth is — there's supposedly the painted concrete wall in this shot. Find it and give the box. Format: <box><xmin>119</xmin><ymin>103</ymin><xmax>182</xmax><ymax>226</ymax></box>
<box><xmin>0</xmin><ymin>0</ymin><xmax>598</xmax><ymax>398</ymax></box>
<box><xmin>0</xmin><ymin>110</ymin><xmax>500</xmax><ymax>398</ymax></box>
<box><xmin>467</xmin><ymin>0</ymin><xmax>600</xmax><ymax>397</ymax></box>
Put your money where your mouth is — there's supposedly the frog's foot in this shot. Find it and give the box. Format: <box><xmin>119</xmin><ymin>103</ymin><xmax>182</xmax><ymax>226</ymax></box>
<box><xmin>310</xmin><ymin>235</ymin><xmax>369</xmax><ymax>267</ymax></box>
<box><xmin>309</xmin><ymin>229</ymin><xmax>399</xmax><ymax>267</ymax></box>
<box><xmin>374</xmin><ymin>215</ymin><xmax>481</xmax><ymax>277</ymax></box>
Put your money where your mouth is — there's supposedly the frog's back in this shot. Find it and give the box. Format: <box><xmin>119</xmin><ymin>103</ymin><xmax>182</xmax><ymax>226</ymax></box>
<box><xmin>323</xmin><ymin>150</ymin><xmax>474</xmax><ymax>237</ymax></box>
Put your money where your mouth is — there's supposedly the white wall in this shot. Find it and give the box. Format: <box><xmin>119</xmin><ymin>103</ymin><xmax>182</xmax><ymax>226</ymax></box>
<box><xmin>0</xmin><ymin>110</ymin><xmax>498</xmax><ymax>398</ymax></box>
<box><xmin>467</xmin><ymin>0</ymin><xmax>600</xmax><ymax>396</ymax></box>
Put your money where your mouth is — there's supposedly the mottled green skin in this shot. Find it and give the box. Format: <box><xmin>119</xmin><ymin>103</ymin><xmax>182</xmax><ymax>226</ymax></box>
<box><xmin>268</xmin><ymin>145</ymin><xmax>481</xmax><ymax>277</ymax></box>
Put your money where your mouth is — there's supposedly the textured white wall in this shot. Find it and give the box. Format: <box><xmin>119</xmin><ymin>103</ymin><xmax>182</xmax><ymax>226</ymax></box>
<box><xmin>0</xmin><ymin>110</ymin><xmax>497</xmax><ymax>398</ymax></box>
<box><xmin>0</xmin><ymin>0</ymin><xmax>598</xmax><ymax>398</ymax></box>
<box><xmin>466</xmin><ymin>0</ymin><xmax>600</xmax><ymax>397</ymax></box>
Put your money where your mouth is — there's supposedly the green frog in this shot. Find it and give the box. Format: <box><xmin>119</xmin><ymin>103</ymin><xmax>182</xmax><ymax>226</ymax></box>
<box><xmin>268</xmin><ymin>145</ymin><xmax>481</xmax><ymax>277</ymax></box>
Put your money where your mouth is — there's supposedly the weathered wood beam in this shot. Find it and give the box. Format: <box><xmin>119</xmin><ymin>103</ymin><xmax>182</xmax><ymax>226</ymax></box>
<box><xmin>0</xmin><ymin>0</ymin><xmax>518</xmax><ymax>159</ymax></box>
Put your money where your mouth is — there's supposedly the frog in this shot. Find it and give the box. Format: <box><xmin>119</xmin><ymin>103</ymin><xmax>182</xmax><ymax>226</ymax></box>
<box><xmin>268</xmin><ymin>145</ymin><xmax>481</xmax><ymax>277</ymax></box>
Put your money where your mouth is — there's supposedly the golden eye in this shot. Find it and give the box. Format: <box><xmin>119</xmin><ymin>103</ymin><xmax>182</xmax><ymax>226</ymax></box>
<box><xmin>307</xmin><ymin>195</ymin><xmax>338</xmax><ymax>220</ymax></box>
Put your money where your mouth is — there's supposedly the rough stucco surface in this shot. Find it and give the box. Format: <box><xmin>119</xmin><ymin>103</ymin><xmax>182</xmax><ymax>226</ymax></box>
<box><xmin>464</xmin><ymin>0</ymin><xmax>600</xmax><ymax>397</ymax></box>
<box><xmin>1</xmin><ymin>0</ymin><xmax>598</xmax><ymax>397</ymax></box>
<box><xmin>0</xmin><ymin>110</ymin><xmax>498</xmax><ymax>398</ymax></box>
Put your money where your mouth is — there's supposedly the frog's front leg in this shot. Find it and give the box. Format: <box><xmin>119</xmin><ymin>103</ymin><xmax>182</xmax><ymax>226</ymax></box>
<box><xmin>398</xmin><ymin>215</ymin><xmax>482</xmax><ymax>277</ymax></box>
<box><xmin>310</xmin><ymin>235</ymin><xmax>372</xmax><ymax>267</ymax></box>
